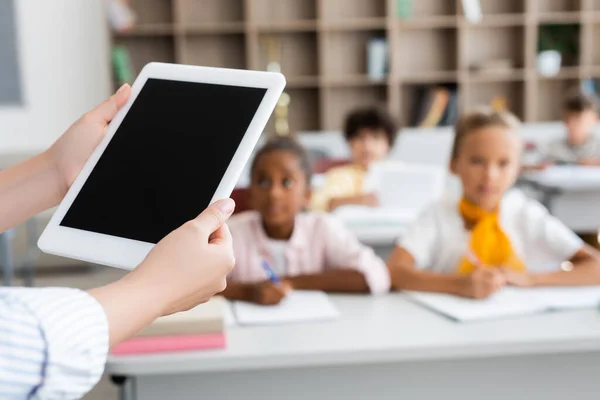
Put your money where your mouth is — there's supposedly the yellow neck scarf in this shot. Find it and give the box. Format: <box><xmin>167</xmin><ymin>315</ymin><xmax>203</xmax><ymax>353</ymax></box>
<box><xmin>456</xmin><ymin>197</ymin><xmax>526</xmax><ymax>275</ymax></box>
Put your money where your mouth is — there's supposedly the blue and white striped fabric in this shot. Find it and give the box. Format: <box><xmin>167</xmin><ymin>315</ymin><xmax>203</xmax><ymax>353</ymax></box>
<box><xmin>0</xmin><ymin>287</ymin><xmax>109</xmax><ymax>399</ymax></box>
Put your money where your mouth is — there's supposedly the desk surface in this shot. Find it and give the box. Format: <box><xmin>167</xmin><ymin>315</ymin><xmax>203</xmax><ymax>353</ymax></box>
<box><xmin>106</xmin><ymin>294</ymin><xmax>600</xmax><ymax>377</ymax></box>
<box><xmin>521</xmin><ymin>166</ymin><xmax>600</xmax><ymax>191</ymax></box>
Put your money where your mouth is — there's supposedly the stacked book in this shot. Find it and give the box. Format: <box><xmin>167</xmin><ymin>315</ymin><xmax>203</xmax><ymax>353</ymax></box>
<box><xmin>111</xmin><ymin>296</ymin><xmax>227</xmax><ymax>356</ymax></box>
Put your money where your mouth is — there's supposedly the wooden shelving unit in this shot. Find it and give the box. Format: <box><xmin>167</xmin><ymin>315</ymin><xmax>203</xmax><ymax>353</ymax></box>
<box><xmin>111</xmin><ymin>0</ymin><xmax>600</xmax><ymax>131</ymax></box>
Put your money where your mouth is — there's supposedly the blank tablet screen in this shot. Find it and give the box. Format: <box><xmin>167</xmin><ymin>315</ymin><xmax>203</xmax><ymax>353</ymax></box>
<box><xmin>60</xmin><ymin>78</ymin><xmax>267</xmax><ymax>244</ymax></box>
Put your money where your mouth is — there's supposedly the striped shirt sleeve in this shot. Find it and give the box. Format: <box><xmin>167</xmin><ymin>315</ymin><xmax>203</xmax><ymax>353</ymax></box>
<box><xmin>0</xmin><ymin>287</ymin><xmax>109</xmax><ymax>400</ymax></box>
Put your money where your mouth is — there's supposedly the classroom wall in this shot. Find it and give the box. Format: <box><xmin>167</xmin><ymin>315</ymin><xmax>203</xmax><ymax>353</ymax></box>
<box><xmin>0</xmin><ymin>0</ymin><xmax>111</xmax><ymax>154</ymax></box>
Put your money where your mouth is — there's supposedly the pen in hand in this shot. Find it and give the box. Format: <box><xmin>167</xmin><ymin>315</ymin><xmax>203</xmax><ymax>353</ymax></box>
<box><xmin>261</xmin><ymin>259</ymin><xmax>282</xmax><ymax>285</ymax></box>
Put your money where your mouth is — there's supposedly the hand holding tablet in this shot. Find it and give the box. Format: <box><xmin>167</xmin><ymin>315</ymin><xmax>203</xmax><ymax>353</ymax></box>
<box><xmin>39</xmin><ymin>62</ymin><xmax>286</xmax><ymax>269</ymax></box>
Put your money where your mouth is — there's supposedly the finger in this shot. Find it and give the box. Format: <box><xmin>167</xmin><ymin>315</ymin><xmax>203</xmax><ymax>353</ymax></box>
<box><xmin>274</xmin><ymin>284</ymin><xmax>288</xmax><ymax>297</ymax></box>
<box><xmin>92</xmin><ymin>84</ymin><xmax>131</xmax><ymax>125</ymax></box>
<box><xmin>194</xmin><ymin>199</ymin><xmax>236</xmax><ymax>236</ymax></box>
<box><xmin>209</xmin><ymin>223</ymin><xmax>233</xmax><ymax>247</ymax></box>
<box><xmin>492</xmin><ymin>274</ymin><xmax>506</xmax><ymax>290</ymax></box>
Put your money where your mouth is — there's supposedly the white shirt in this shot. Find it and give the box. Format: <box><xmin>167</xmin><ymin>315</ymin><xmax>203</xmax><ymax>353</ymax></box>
<box><xmin>0</xmin><ymin>287</ymin><xmax>109</xmax><ymax>399</ymax></box>
<box><xmin>267</xmin><ymin>239</ymin><xmax>288</xmax><ymax>277</ymax></box>
<box><xmin>398</xmin><ymin>189</ymin><xmax>584</xmax><ymax>274</ymax></box>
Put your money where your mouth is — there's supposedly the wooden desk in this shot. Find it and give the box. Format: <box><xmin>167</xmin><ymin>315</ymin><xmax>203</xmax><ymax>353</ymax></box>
<box><xmin>107</xmin><ymin>294</ymin><xmax>600</xmax><ymax>400</ymax></box>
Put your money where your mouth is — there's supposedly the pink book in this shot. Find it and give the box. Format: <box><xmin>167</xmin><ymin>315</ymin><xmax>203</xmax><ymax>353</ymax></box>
<box><xmin>111</xmin><ymin>333</ymin><xmax>226</xmax><ymax>356</ymax></box>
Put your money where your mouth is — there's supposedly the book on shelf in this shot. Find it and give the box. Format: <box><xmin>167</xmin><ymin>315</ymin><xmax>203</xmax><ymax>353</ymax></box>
<box><xmin>396</xmin><ymin>0</ymin><xmax>412</xmax><ymax>19</ymax></box>
<box><xmin>412</xmin><ymin>86</ymin><xmax>459</xmax><ymax>128</ymax></box>
<box><xmin>112</xmin><ymin>46</ymin><xmax>134</xmax><ymax>86</ymax></box>
<box><xmin>367</xmin><ymin>38</ymin><xmax>388</xmax><ymax>80</ymax></box>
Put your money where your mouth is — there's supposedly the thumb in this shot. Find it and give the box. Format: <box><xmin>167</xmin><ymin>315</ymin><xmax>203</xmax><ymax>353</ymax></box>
<box><xmin>90</xmin><ymin>84</ymin><xmax>131</xmax><ymax>125</ymax></box>
<box><xmin>194</xmin><ymin>198</ymin><xmax>236</xmax><ymax>235</ymax></box>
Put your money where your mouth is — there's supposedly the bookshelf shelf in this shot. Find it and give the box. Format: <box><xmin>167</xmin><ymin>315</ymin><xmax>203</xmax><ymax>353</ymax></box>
<box><xmin>537</xmin><ymin>12</ymin><xmax>582</xmax><ymax>23</ymax></box>
<box><xmin>321</xmin><ymin>18</ymin><xmax>387</xmax><ymax>31</ymax></box>
<box><xmin>109</xmin><ymin>0</ymin><xmax>596</xmax><ymax>130</ymax></box>
<box><xmin>468</xmin><ymin>69</ymin><xmax>527</xmax><ymax>83</ymax></box>
<box><xmin>401</xmin><ymin>71</ymin><xmax>459</xmax><ymax>83</ymax></box>
<box><xmin>182</xmin><ymin>22</ymin><xmax>246</xmax><ymax>35</ymax></box>
<box><xmin>460</xmin><ymin>14</ymin><xmax>526</xmax><ymax>27</ymax></box>
<box><xmin>113</xmin><ymin>24</ymin><xmax>175</xmax><ymax>37</ymax></box>
<box><xmin>324</xmin><ymin>74</ymin><xmax>389</xmax><ymax>87</ymax></box>
<box><xmin>536</xmin><ymin>67</ymin><xmax>582</xmax><ymax>80</ymax></box>
<box><xmin>536</xmin><ymin>0</ymin><xmax>582</xmax><ymax>13</ymax></box>
<box><xmin>398</xmin><ymin>16</ymin><xmax>458</xmax><ymax>29</ymax></box>
<box><xmin>255</xmin><ymin>21</ymin><xmax>318</xmax><ymax>33</ymax></box>
<box><xmin>286</xmin><ymin>75</ymin><xmax>321</xmax><ymax>88</ymax></box>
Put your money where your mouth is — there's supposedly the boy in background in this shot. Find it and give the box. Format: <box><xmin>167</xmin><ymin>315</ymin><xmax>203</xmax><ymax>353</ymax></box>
<box><xmin>311</xmin><ymin>107</ymin><xmax>397</xmax><ymax>212</ymax></box>
<box><xmin>544</xmin><ymin>91</ymin><xmax>600</xmax><ymax>165</ymax></box>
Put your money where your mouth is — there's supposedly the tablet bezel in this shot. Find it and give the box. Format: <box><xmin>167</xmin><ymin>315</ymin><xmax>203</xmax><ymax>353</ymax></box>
<box><xmin>38</xmin><ymin>62</ymin><xmax>285</xmax><ymax>269</ymax></box>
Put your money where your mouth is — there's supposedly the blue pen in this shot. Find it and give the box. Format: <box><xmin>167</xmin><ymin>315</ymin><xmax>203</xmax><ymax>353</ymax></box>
<box><xmin>261</xmin><ymin>259</ymin><xmax>281</xmax><ymax>285</ymax></box>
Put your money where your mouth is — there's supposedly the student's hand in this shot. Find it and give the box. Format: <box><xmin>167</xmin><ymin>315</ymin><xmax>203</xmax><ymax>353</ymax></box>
<box><xmin>578</xmin><ymin>158</ymin><xmax>600</xmax><ymax>166</ymax></box>
<box><xmin>46</xmin><ymin>84</ymin><xmax>131</xmax><ymax>196</ymax></box>
<box><xmin>360</xmin><ymin>192</ymin><xmax>379</xmax><ymax>207</ymax></box>
<box><xmin>250</xmin><ymin>280</ymin><xmax>292</xmax><ymax>305</ymax></box>
<box><xmin>124</xmin><ymin>198</ymin><xmax>236</xmax><ymax>316</ymax></box>
<box><xmin>458</xmin><ymin>267</ymin><xmax>506</xmax><ymax>299</ymax></box>
<box><xmin>500</xmin><ymin>268</ymin><xmax>533</xmax><ymax>288</ymax></box>
<box><xmin>529</xmin><ymin>161</ymin><xmax>554</xmax><ymax>171</ymax></box>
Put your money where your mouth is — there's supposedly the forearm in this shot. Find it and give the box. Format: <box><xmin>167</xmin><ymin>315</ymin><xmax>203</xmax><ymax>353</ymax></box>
<box><xmin>531</xmin><ymin>260</ymin><xmax>600</xmax><ymax>287</ymax></box>
<box><xmin>389</xmin><ymin>266</ymin><xmax>462</xmax><ymax>295</ymax></box>
<box><xmin>220</xmin><ymin>282</ymin><xmax>254</xmax><ymax>301</ymax></box>
<box><xmin>0</xmin><ymin>151</ymin><xmax>64</xmax><ymax>232</ymax></box>
<box><xmin>87</xmin><ymin>272</ymin><xmax>165</xmax><ymax>348</ymax></box>
<box><xmin>287</xmin><ymin>269</ymin><xmax>370</xmax><ymax>293</ymax></box>
<box><xmin>328</xmin><ymin>196</ymin><xmax>361</xmax><ymax>211</ymax></box>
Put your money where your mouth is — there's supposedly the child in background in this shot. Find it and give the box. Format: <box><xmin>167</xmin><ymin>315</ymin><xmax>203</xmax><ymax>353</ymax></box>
<box><xmin>311</xmin><ymin>107</ymin><xmax>397</xmax><ymax>211</ymax></box>
<box><xmin>387</xmin><ymin>108</ymin><xmax>600</xmax><ymax>299</ymax></box>
<box><xmin>544</xmin><ymin>91</ymin><xmax>600</xmax><ymax>165</ymax></box>
<box><xmin>222</xmin><ymin>138</ymin><xmax>390</xmax><ymax>305</ymax></box>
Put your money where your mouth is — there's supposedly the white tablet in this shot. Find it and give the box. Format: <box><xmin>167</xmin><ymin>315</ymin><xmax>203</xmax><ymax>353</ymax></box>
<box><xmin>38</xmin><ymin>62</ymin><xmax>285</xmax><ymax>269</ymax></box>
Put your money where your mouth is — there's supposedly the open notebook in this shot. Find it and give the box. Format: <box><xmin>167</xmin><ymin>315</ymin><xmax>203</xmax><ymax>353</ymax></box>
<box><xmin>334</xmin><ymin>161</ymin><xmax>446</xmax><ymax>227</ymax></box>
<box><xmin>405</xmin><ymin>286</ymin><xmax>600</xmax><ymax>322</ymax></box>
<box><xmin>232</xmin><ymin>290</ymin><xmax>340</xmax><ymax>326</ymax></box>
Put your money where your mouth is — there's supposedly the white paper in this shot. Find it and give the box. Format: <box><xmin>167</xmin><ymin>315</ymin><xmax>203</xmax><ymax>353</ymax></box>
<box><xmin>232</xmin><ymin>291</ymin><xmax>340</xmax><ymax>326</ymax></box>
<box><xmin>363</xmin><ymin>161</ymin><xmax>446</xmax><ymax>210</ymax></box>
<box><xmin>405</xmin><ymin>289</ymin><xmax>547</xmax><ymax>322</ymax></box>
<box><xmin>523</xmin><ymin>166</ymin><xmax>600</xmax><ymax>189</ymax></box>
<box><xmin>223</xmin><ymin>303</ymin><xmax>237</xmax><ymax>327</ymax></box>
<box><xmin>528</xmin><ymin>286</ymin><xmax>600</xmax><ymax>310</ymax></box>
<box><xmin>333</xmin><ymin>205</ymin><xmax>416</xmax><ymax>227</ymax></box>
<box><xmin>405</xmin><ymin>285</ymin><xmax>600</xmax><ymax>322</ymax></box>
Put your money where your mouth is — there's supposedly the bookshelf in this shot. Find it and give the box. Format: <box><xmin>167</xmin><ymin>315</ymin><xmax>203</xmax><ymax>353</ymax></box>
<box><xmin>110</xmin><ymin>0</ymin><xmax>600</xmax><ymax>131</ymax></box>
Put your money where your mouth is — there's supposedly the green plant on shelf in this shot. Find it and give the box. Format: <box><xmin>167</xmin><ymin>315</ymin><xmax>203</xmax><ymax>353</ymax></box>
<box><xmin>538</xmin><ymin>24</ymin><xmax>580</xmax><ymax>66</ymax></box>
